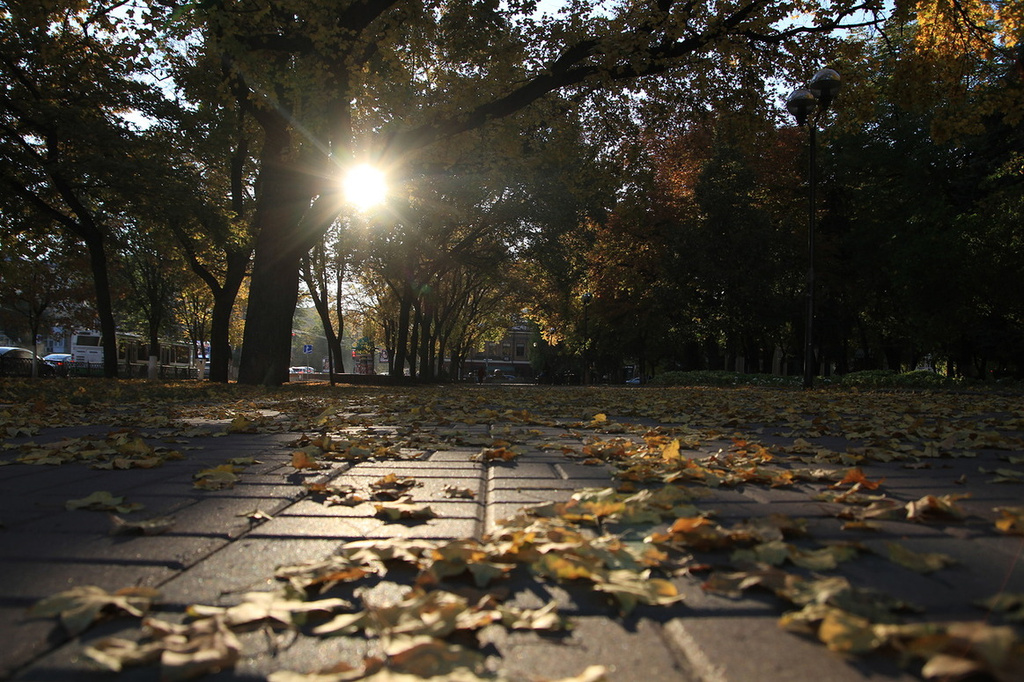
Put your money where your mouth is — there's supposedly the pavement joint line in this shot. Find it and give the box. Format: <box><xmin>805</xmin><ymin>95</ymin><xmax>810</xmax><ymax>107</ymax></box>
<box><xmin>661</xmin><ymin>620</ymin><xmax>728</xmax><ymax>682</ymax></box>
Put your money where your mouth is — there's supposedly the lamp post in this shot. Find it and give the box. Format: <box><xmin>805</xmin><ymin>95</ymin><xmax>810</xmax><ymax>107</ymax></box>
<box><xmin>787</xmin><ymin>68</ymin><xmax>841</xmax><ymax>389</ymax></box>
<box><xmin>581</xmin><ymin>292</ymin><xmax>593</xmax><ymax>385</ymax></box>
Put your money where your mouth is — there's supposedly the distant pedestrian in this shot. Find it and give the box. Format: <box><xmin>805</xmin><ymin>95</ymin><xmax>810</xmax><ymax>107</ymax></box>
<box><xmin>477</xmin><ymin>367</ymin><xmax>485</xmax><ymax>384</ymax></box>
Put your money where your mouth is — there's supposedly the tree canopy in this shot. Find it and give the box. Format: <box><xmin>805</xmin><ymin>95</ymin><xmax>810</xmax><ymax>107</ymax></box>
<box><xmin>2</xmin><ymin>0</ymin><xmax>1023</xmax><ymax>383</ymax></box>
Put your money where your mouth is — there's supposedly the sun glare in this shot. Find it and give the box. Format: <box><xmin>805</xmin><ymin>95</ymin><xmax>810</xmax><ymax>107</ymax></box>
<box><xmin>342</xmin><ymin>164</ymin><xmax>387</xmax><ymax>210</ymax></box>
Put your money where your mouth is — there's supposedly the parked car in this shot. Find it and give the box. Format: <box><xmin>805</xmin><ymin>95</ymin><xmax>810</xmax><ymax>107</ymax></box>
<box><xmin>43</xmin><ymin>353</ymin><xmax>73</xmax><ymax>377</ymax></box>
<box><xmin>289</xmin><ymin>366</ymin><xmax>316</xmax><ymax>374</ymax></box>
<box><xmin>0</xmin><ymin>347</ymin><xmax>56</xmax><ymax>377</ymax></box>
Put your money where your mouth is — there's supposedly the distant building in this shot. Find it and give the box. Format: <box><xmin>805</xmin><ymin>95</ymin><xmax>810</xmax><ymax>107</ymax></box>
<box><xmin>464</xmin><ymin>325</ymin><xmax>533</xmax><ymax>382</ymax></box>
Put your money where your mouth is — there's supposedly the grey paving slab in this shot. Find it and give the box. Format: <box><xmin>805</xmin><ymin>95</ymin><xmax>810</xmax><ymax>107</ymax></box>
<box><xmin>155</xmin><ymin>537</ymin><xmax>343</xmax><ymax>605</ymax></box>
<box><xmin>488</xmin><ymin>477</ymin><xmax>615</xmax><ymax>492</ymax></box>
<box><xmin>552</xmin><ymin>461</ymin><xmax>615</xmax><ymax>479</ymax></box>
<box><xmin>487</xmin><ymin>489</ymin><xmax>576</xmax><ymax>505</ymax></box>
<box><xmin>481</xmin><ymin>616</ymin><xmax>690</xmax><ymax>681</ymax></box>
<box><xmin>487</xmin><ymin>462</ymin><xmax>560</xmax><ymax>478</ymax></box>
<box><xmin>4</xmin><ymin>389</ymin><xmax>1024</xmax><ymax>682</ymax></box>
<box><xmin>244</xmin><ymin>514</ymin><xmax>382</xmax><ymax>539</ymax></box>
<box><xmin>661</xmin><ymin>580</ymin><xmax>920</xmax><ymax>682</ymax></box>
<box><xmin>0</xmin><ymin>530</ymin><xmax>226</xmax><ymax>567</ymax></box>
<box><xmin>364</xmin><ymin>517</ymin><xmax>480</xmax><ymax>539</ymax></box>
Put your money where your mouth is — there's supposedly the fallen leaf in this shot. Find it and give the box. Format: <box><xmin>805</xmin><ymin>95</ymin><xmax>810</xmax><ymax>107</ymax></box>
<box><xmin>66</xmin><ymin>491</ymin><xmax>143</xmax><ymax>514</ymax></box>
<box><xmin>187</xmin><ymin>591</ymin><xmax>352</xmax><ymax>629</ymax></box>
<box><xmin>193</xmin><ymin>464</ymin><xmax>241</xmax><ymax>490</ymax></box>
<box><xmin>28</xmin><ymin>585</ymin><xmax>160</xmax><ymax>636</ymax></box>
<box><xmin>905</xmin><ymin>494</ymin><xmax>968</xmax><ymax>522</ymax></box>
<box><xmin>994</xmin><ymin>506</ymin><xmax>1024</xmax><ymax>535</ymax></box>
<box><xmin>593</xmin><ymin>570</ymin><xmax>683</xmax><ymax>614</ymax></box>
<box><xmin>374</xmin><ymin>499</ymin><xmax>437</xmax><ymax>522</ymax></box>
<box><xmin>150</xmin><ymin>615</ymin><xmax>243</xmax><ymax>681</ymax></box>
<box><xmin>884</xmin><ymin>542</ymin><xmax>956</xmax><ymax>574</ymax></box>
<box><xmin>291</xmin><ymin>450</ymin><xmax>321</xmax><ymax>469</ymax></box>
<box><xmin>974</xmin><ymin>593</ymin><xmax>1024</xmax><ymax>622</ymax></box>
<box><xmin>110</xmin><ymin>515</ymin><xmax>175</xmax><ymax>536</ymax></box>
<box><xmin>471</xmin><ymin>446</ymin><xmax>519</xmax><ymax>463</ymax></box>
<box><xmin>442</xmin><ymin>485</ymin><xmax>476</xmax><ymax>499</ymax></box>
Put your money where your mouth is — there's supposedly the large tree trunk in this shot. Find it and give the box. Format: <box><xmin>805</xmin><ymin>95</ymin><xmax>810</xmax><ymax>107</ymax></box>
<box><xmin>237</xmin><ymin>116</ymin><xmax>316</xmax><ymax>386</ymax></box>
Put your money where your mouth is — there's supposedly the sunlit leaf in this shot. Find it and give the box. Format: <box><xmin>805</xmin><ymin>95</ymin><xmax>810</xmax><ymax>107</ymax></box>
<box><xmin>442</xmin><ymin>485</ymin><xmax>476</xmax><ymax>499</ymax></box>
<box><xmin>905</xmin><ymin>494</ymin><xmax>969</xmax><ymax>521</ymax></box>
<box><xmin>187</xmin><ymin>591</ymin><xmax>352</xmax><ymax>629</ymax></box>
<box><xmin>498</xmin><ymin>601</ymin><xmax>568</xmax><ymax>630</ymax></box>
<box><xmin>84</xmin><ymin>637</ymin><xmax>163</xmax><ymax>672</ymax></box>
<box><xmin>193</xmin><ymin>464</ymin><xmax>241</xmax><ymax>490</ymax></box>
<box><xmin>995</xmin><ymin>506</ymin><xmax>1024</xmax><ymax>535</ymax></box>
<box><xmin>291</xmin><ymin>450</ymin><xmax>321</xmax><ymax>469</ymax></box>
<box><xmin>374</xmin><ymin>499</ymin><xmax>437</xmax><ymax>522</ymax></box>
<box><xmin>593</xmin><ymin>570</ymin><xmax>683</xmax><ymax>614</ymax></box>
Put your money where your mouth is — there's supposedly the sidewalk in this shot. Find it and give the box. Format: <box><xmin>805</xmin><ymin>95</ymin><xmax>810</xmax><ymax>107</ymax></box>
<box><xmin>1</xmin><ymin>386</ymin><xmax>1021</xmax><ymax>681</ymax></box>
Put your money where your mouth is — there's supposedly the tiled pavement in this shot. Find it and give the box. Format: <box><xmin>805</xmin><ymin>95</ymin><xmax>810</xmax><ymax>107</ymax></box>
<box><xmin>1</xmin><ymin>404</ymin><xmax>1021</xmax><ymax>681</ymax></box>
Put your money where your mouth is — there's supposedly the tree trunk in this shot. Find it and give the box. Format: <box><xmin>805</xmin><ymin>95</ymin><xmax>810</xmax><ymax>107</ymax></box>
<box><xmin>147</xmin><ymin>325</ymin><xmax>161</xmax><ymax>381</ymax></box>
<box><xmin>84</xmin><ymin>234</ymin><xmax>119</xmax><ymax>379</ymax></box>
<box><xmin>237</xmin><ymin>116</ymin><xmax>317</xmax><ymax>386</ymax></box>
<box><xmin>331</xmin><ymin>263</ymin><xmax>345</xmax><ymax>377</ymax></box>
<box><xmin>408</xmin><ymin>302</ymin><xmax>421</xmax><ymax>379</ymax></box>
<box><xmin>392</xmin><ymin>284</ymin><xmax>413</xmax><ymax>376</ymax></box>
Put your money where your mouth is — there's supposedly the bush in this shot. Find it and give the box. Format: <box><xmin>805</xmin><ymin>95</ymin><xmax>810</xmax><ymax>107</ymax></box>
<box><xmin>836</xmin><ymin>369</ymin><xmax>952</xmax><ymax>389</ymax></box>
<box><xmin>647</xmin><ymin>369</ymin><xmax>959</xmax><ymax>390</ymax></box>
<box><xmin>648</xmin><ymin>371</ymin><xmax>801</xmax><ymax>387</ymax></box>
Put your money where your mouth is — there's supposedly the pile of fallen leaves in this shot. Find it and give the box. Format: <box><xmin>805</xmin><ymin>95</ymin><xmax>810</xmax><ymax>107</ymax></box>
<box><xmin>7</xmin><ymin>380</ymin><xmax>1024</xmax><ymax>680</ymax></box>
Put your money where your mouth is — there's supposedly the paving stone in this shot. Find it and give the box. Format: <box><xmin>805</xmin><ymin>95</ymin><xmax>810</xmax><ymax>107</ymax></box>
<box><xmin>481</xmin><ymin>616</ymin><xmax>691</xmax><ymax>681</ymax></box>
<box><xmin>245</xmin><ymin>514</ymin><xmax>381</xmax><ymax>539</ymax></box>
<box><xmin>488</xmin><ymin>477</ymin><xmax>613</xmax><ymax>492</ymax></box>
<box><xmin>365</xmin><ymin>517</ymin><xmax>480</xmax><ymax>539</ymax></box>
<box><xmin>553</xmin><ymin>461</ymin><xmax>615</xmax><ymax>479</ymax></box>
<box><xmin>661</xmin><ymin>577</ymin><xmax>920</xmax><ymax>682</ymax></box>
<box><xmin>155</xmin><ymin>537</ymin><xmax>343</xmax><ymax>605</ymax></box>
<box><xmin>0</xmin><ymin>530</ymin><xmax>226</xmax><ymax>567</ymax></box>
<box><xmin>340</xmin><ymin>462</ymin><xmax>483</xmax><ymax>476</ymax></box>
<box><xmin>487</xmin><ymin>462</ymin><xmax>559</xmax><ymax>478</ymax></box>
<box><xmin>425</xmin><ymin>450</ymin><xmax>479</xmax><ymax>461</ymax></box>
<box><xmin>0</xmin><ymin>558</ymin><xmax>176</xmax><ymax>602</ymax></box>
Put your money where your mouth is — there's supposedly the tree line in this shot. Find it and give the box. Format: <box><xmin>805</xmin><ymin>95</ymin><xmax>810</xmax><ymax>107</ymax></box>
<box><xmin>1</xmin><ymin>0</ymin><xmax>1020</xmax><ymax>383</ymax></box>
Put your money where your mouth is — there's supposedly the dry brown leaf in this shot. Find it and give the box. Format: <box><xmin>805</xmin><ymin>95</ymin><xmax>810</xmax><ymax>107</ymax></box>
<box><xmin>28</xmin><ymin>585</ymin><xmax>160</xmax><ymax>636</ymax></box>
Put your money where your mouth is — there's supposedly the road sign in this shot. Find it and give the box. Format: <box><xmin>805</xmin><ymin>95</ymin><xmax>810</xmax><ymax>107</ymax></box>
<box><xmin>302</xmin><ymin>344</ymin><xmax>313</xmax><ymax>354</ymax></box>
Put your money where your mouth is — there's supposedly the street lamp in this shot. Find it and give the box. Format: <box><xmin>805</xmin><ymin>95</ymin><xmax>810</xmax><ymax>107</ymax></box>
<box><xmin>787</xmin><ymin>68</ymin><xmax>841</xmax><ymax>389</ymax></box>
<box><xmin>581</xmin><ymin>292</ymin><xmax>593</xmax><ymax>385</ymax></box>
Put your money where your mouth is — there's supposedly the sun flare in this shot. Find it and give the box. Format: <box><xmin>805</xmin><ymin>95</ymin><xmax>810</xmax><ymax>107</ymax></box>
<box><xmin>342</xmin><ymin>164</ymin><xmax>387</xmax><ymax>210</ymax></box>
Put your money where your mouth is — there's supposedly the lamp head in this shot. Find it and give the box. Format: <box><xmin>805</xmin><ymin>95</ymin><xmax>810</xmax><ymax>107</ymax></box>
<box><xmin>786</xmin><ymin>89</ymin><xmax>816</xmax><ymax>125</ymax></box>
<box><xmin>809</xmin><ymin>68</ymin><xmax>841</xmax><ymax>110</ymax></box>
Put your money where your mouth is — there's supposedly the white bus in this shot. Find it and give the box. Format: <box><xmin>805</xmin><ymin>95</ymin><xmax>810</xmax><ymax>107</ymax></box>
<box><xmin>70</xmin><ymin>331</ymin><xmax>196</xmax><ymax>379</ymax></box>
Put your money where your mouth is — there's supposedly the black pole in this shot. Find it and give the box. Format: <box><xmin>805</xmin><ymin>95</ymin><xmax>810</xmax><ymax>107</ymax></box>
<box><xmin>582</xmin><ymin>303</ymin><xmax>589</xmax><ymax>385</ymax></box>
<box><xmin>803</xmin><ymin>122</ymin><xmax>817</xmax><ymax>389</ymax></box>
